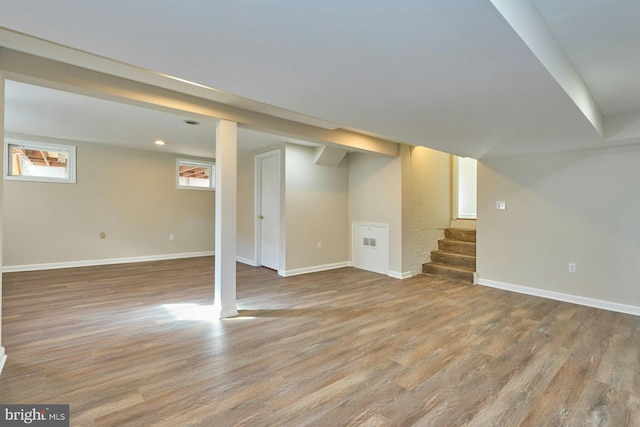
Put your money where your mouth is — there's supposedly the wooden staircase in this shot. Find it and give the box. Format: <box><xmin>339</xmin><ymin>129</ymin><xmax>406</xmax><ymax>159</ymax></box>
<box><xmin>422</xmin><ymin>228</ymin><xmax>476</xmax><ymax>284</ymax></box>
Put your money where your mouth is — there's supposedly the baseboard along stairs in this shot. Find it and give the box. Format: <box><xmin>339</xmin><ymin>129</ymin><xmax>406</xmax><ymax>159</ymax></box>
<box><xmin>422</xmin><ymin>228</ymin><xmax>476</xmax><ymax>284</ymax></box>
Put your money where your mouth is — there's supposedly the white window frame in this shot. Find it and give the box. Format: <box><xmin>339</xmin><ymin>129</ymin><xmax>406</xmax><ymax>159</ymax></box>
<box><xmin>176</xmin><ymin>159</ymin><xmax>215</xmax><ymax>191</ymax></box>
<box><xmin>4</xmin><ymin>140</ymin><xmax>76</xmax><ymax>184</ymax></box>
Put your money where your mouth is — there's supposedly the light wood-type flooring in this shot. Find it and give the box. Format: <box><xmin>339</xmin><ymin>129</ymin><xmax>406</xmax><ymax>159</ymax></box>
<box><xmin>1</xmin><ymin>257</ymin><xmax>639</xmax><ymax>426</ymax></box>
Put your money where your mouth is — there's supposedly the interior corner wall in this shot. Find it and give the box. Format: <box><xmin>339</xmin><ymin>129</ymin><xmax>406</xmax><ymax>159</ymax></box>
<box><xmin>401</xmin><ymin>145</ymin><xmax>451</xmax><ymax>275</ymax></box>
<box><xmin>236</xmin><ymin>144</ymin><xmax>286</xmax><ymax>266</ymax></box>
<box><xmin>236</xmin><ymin>149</ymin><xmax>256</xmax><ymax>263</ymax></box>
<box><xmin>3</xmin><ymin>141</ymin><xmax>215</xmax><ymax>268</ymax></box>
<box><xmin>348</xmin><ymin>151</ymin><xmax>402</xmax><ymax>275</ymax></box>
<box><xmin>477</xmin><ymin>145</ymin><xmax>640</xmax><ymax>309</ymax></box>
<box><xmin>284</xmin><ymin>144</ymin><xmax>349</xmax><ymax>272</ymax></box>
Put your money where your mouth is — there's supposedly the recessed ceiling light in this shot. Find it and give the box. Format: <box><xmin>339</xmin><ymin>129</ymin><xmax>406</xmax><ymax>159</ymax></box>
<box><xmin>154</xmin><ymin>140</ymin><xmax>166</xmax><ymax>146</ymax></box>
<box><xmin>184</xmin><ymin>119</ymin><xmax>200</xmax><ymax>125</ymax></box>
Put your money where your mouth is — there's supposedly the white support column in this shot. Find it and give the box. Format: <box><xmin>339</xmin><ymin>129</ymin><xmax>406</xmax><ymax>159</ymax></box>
<box><xmin>0</xmin><ymin>74</ymin><xmax>7</xmax><ymax>373</ymax></box>
<box><xmin>213</xmin><ymin>120</ymin><xmax>238</xmax><ymax>318</ymax></box>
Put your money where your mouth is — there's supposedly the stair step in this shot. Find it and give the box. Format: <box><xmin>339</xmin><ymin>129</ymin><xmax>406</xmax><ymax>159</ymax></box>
<box><xmin>445</xmin><ymin>228</ymin><xmax>476</xmax><ymax>243</ymax></box>
<box><xmin>422</xmin><ymin>228</ymin><xmax>477</xmax><ymax>285</ymax></box>
<box><xmin>422</xmin><ymin>262</ymin><xmax>475</xmax><ymax>284</ymax></box>
<box><xmin>438</xmin><ymin>239</ymin><xmax>476</xmax><ymax>256</ymax></box>
<box><xmin>430</xmin><ymin>250</ymin><xmax>476</xmax><ymax>269</ymax></box>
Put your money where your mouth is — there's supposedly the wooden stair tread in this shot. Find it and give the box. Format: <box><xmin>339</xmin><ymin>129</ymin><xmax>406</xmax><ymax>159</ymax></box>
<box><xmin>430</xmin><ymin>250</ymin><xmax>476</xmax><ymax>269</ymax></box>
<box><xmin>423</xmin><ymin>262</ymin><xmax>475</xmax><ymax>273</ymax></box>
<box><xmin>422</xmin><ymin>263</ymin><xmax>475</xmax><ymax>284</ymax></box>
<box><xmin>444</xmin><ymin>228</ymin><xmax>476</xmax><ymax>243</ymax></box>
<box><xmin>440</xmin><ymin>239</ymin><xmax>475</xmax><ymax>246</ymax></box>
<box><xmin>437</xmin><ymin>238</ymin><xmax>476</xmax><ymax>256</ymax></box>
<box><xmin>431</xmin><ymin>250</ymin><xmax>475</xmax><ymax>259</ymax></box>
<box><xmin>423</xmin><ymin>228</ymin><xmax>477</xmax><ymax>284</ymax></box>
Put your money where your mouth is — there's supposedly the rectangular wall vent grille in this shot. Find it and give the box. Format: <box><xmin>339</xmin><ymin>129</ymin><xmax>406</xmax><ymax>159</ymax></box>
<box><xmin>363</xmin><ymin>237</ymin><xmax>377</xmax><ymax>248</ymax></box>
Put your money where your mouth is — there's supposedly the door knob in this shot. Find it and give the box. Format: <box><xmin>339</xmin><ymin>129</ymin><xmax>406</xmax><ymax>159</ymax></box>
<box><xmin>259</xmin><ymin>215</ymin><xmax>264</xmax><ymax>219</ymax></box>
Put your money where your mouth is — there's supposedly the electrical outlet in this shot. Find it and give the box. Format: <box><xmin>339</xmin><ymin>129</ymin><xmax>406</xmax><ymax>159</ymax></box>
<box><xmin>169</xmin><ymin>234</ymin><xmax>175</xmax><ymax>241</ymax></box>
<box><xmin>317</xmin><ymin>242</ymin><xmax>322</xmax><ymax>250</ymax></box>
<box><xmin>99</xmin><ymin>231</ymin><xmax>106</xmax><ymax>239</ymax></box>
<box><xmin>496</xmin><ymin>201</ymin><xmax>506</xmax><ymax>210</ymax></box>
<box><xmin>568</xmin><ymin>263</ymin><xmax>576</xmax><ymax>273</ymax></box>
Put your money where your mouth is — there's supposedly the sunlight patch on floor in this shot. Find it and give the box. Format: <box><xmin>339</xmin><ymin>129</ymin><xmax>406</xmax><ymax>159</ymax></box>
<box><xmin>161</xmin><ymin>303</ymin><xmax>257</xmax><ymax>321</ymax></box>
<box><xmin>161</xmin><ymin>303</ymin><xmax>217</xmax><ymax>321</ymax></box>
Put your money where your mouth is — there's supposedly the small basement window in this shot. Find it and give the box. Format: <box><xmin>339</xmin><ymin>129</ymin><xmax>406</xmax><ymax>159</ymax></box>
<box><xmin>4</xmin><ymin>140</ymin><xmax>76</xmax><ymax>183</ymax></box>
<box><xmin>176</xmin><ymin>159</ymin><xmax>215</xmax><ymax>190</ymax></box>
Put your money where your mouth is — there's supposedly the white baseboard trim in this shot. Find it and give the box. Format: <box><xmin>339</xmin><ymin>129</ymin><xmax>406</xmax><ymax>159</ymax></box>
<box><xmin>478</xmin><ymin>278</ymin><xmax>640</xmax><ymax>317</ymax></box>
<box><xmin>0</xmin><ymin>346</ymin><xmax>6</xmax><ymax>376</ymax></box>
<box><xmin>279</xmin><ymin>261</ymin><xmax>351</xmax><ymax>277</ymax></box>
<box><xmin>2</xmin><ymin>251</ymin><xmax>215</xmax><ymax>273</ymax></box>
<box><xmin>236</xmin><ymin>256</ymin><xmax>258</xmax><ymax>267</ymax></box>
<box><xmin>388</xmin><ymin>270</ymin><xmax>414</xmax><ymax>279</ymax></box>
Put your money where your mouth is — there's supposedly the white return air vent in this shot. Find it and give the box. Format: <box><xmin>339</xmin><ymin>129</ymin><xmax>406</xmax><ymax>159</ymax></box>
<box><xmin>363</xmin><ymin>237</ymin><xmax>377</xmax><ymax>248</ymax></box>
<box><xmin>352</xmin><ymin>222</ymin><xmax>389</xmax><ymax>275</ymax></box>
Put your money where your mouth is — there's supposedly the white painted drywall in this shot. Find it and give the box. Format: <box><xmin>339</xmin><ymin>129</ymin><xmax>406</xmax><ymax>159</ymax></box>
<box><xmin>236</xmin><ymin>149</ymin><xmax>258</xmax><ymax>264</ymax></box>
<box><xmin>284</xmin><ymin>144</ymin><xmax>349</xmax><ymax>271</ymax></box>
<box><xmin>477</xmin><ymin>145</ymin><xmax>640</xmax><ymax>307</ymax></box>
<box><xmin>3</xmin><ymin>141</ymin><xmax>215</xmax><ymax>267</ymax></box>
<box><xmin>348</xmin><ymin>152</ymin><xmax>403</xmax><ymax>275</ymax></box>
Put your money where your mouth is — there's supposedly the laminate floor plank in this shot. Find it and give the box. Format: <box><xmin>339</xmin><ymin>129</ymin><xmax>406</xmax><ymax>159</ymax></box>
<box><xmin>629</xmin><ymin>394</ymin><xmax>640</xmax><ymax>426</ymax></box>
<box><xmin>1</xmin><ymin>257</ymin><xmax>639</xmax><ymax>426</ymax></box>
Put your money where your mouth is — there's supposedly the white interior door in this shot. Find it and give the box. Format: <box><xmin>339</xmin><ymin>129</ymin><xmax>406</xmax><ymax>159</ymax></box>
<box><xmin>258</xmin><ymin>152</ymin><xmax>280</xmax><ymax>270</ymax></box>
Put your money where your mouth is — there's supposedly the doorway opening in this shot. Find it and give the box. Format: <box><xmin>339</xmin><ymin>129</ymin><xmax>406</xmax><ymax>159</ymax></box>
<box><xmin>453</xmin><ymin>156</ymin><xmax>477</xmax><ymax>220</ymax></box>
<box><xmin>254</xmin><ymin>150</ymin><xmax>281</xmax><ymax>272</ymax></box>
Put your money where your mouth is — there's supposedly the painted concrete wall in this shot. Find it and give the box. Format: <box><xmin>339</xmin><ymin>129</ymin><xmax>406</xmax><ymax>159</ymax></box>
<box><xmin>401</xmin><ymin>145</ymin><xmax>452</xmax><ymax>275</ymax></box>
<box><xmin>477</xmin><ymin>145</ymin><xmax>640</xmax><ymax>309</ymax></box>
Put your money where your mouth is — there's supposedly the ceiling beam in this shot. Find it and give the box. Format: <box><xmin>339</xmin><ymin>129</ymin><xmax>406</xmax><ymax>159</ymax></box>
<box><xmin>491</xmin><ymin>0</ymin><xmax>604</xmax><ymax>136</ymax></box>
<box><xmin>0</xmin><ymin>46</ymin><xmax>399</xmax><ymax>157</ymax></box>
<box><xmin>0</xmin><ymin>27</ymin><xmax>341</xmax><ymax>131</ymax></box>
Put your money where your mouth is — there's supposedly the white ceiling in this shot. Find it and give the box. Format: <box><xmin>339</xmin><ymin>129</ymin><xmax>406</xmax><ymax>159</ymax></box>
<box><xmin>1</xmin><ymin>0</ymin><xmax>639</xmax><ymax>159</ymax></box>
<box><xmin>534</xmin><ymin>0</ymin><xmax>640</xmax><ymax>117</ymax></box>
<box><xmin>4</xmin><ymin>80</ymin><xmax>301</xmax><ymax>158</ymax></box>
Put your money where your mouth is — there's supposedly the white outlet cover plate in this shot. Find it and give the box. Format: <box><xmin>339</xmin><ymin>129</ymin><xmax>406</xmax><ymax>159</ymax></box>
<box><xmin>496</xmin><ymin>201</ymin><xmax>506</xmax><ymax>210</ymax></box>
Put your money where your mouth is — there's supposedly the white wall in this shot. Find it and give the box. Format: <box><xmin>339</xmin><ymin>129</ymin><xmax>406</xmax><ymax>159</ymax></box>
<box><xmin>236</xmin><ymin>148</ymin><xmax>259</xmax><ymax>264</ymax></box>
<box><xmin>348</xmin><ymin>146</ymin><xmax>451</xmax><ymax>277</ymax></box>
<box><xmin>477</xmin><ymin>145</ymin><xmax>640</xmax><ymax>311</ymax></box>
<box><xmin>236</xmin><ymin>143</ymin><xmax>349</xmax><ymax>274</ymax></box>
<box><xmin>3</xmin><ymin>141</ymin><xmax>215</xmax><ymax>268</ymax></box>
<box><xmin>348</xmin><ymin>152</ymin><xmax>403</xmax><ymax>275</ymax></box>
<box><xmin>236</xmin><ymin>144</ymin><xmax>286</xmax><ymax>267</ymax></box>
<box><xmin>284</xmin><ymin>144</ymin><xmax>349</xmax><ymax>272</ymax></box>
